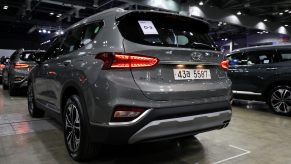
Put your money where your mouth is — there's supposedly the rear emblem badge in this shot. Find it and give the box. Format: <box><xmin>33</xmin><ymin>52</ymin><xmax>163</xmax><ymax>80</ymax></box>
<box><xmin>191</xmin><ymin>52</ymin><xmax>203</xmax><ymax>61</ymax></box>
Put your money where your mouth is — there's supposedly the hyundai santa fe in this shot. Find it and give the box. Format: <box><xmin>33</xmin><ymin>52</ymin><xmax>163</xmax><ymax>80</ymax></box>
<box><xmin>228</xmin><ymin>45</ymin><xmax>291</xmax><ymax>115</ymax></box>
<box><xmin>28</xmin><ymin>8</ymin><xmax>232</xmax><ymax>161</ymax></box>
<box><xmin>2</xmin><ymin>49</ymin><xmax>45</xmax><ymax>96</ymax></box>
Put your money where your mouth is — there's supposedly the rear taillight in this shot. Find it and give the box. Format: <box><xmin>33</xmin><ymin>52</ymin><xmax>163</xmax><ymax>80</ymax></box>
<box><xmin>111</xmin><ymin>106</ymin><xmax>145</xmax><ymax>122</ymax></box>
<box><xmin>96</xmin><ymin>52</ymin><xmax>159</xmax><ymax>70</ymax></box>
<box><xmin>220</xmin><ymin>60</ymin><xmax>229</xmax><ymax>71</ymax></box>
<box><xmin>14</xmin><ymin>63</ymin><xmax>29</xmax><ymax>69</ymax></box>
<box><xmin>0</xmin><ymin>64</ymin><xmax>5</xmax><ymax>69</ymax></box>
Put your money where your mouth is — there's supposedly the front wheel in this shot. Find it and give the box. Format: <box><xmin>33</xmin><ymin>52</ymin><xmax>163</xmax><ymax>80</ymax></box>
<box><xmin>63</xmin><ymin>95</ymin><xmax>100</xmax><ymax>161</ymax></box>
<box><xmin>268</xmin><ymin>85</ymin><xmax>291</xmax><ymax>115</ymax></box>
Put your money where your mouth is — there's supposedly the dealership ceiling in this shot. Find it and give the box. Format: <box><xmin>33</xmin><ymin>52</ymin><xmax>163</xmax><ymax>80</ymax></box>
<box><xmin>0</xmin><ymin>0</ymin><xmax>290</xmax><ymax>43</ymax></box>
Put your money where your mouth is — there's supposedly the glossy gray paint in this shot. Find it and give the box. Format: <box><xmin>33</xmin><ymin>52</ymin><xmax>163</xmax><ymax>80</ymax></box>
<box><xmin>228</xmin><ymin>45</ymin><xmax>291</xmax><ymax>100</ymax></box>
<box><xmin>29</xmin><ymin>8</ymin><xmax>232</xmax><ymax>143</ymax></box>
<box><xmin>3</xmin><ymin>49</ymin><xmax>40</xmax><ymax>90</ymax></box>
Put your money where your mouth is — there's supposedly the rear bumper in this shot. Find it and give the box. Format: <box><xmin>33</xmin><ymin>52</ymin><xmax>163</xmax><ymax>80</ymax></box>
<box><xmin>88</xmin><ymin>101</ymin><xmax>231</xmax><ymax>144</ymax></box>
<box><xmin>129</xmin><ymin>110</ymin><xmax>231</xmax><ymax>143</ymax></box>
<box><xmin>12</xmin><ymin>79</ymin><xmax>28</xmax><ymax>88</ymax></box>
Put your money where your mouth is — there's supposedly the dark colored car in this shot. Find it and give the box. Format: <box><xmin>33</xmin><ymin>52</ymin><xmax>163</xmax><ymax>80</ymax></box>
<box><xmin>227</xmin><ymin>44</ymin><xmax>291</xmax><ymax>115</ymax></box>
<box><xmin>28</xmin><ymin>8</ymin><xmax>232</xmax><ymax>161</ymax></box>
<box><xmin>2</xmin><ymin>49</ymin><xmax>45</xmax><ymax>96</ymax></box>
<box><xmin>0</xmin><ymin>56</ymin><xmax>10</xmax><ymax>83</ymax></box>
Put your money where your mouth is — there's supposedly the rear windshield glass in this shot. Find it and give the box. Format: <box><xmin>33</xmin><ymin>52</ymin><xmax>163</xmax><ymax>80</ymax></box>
<box><xmin>117</xmin><ymin>12</ymin><xmax>218</xmax><ymax>51</ymax></box>
<box><xmin>19</xmin><ymin>52</ymin><xmax>45</xmax><ymax>61</ymax></box>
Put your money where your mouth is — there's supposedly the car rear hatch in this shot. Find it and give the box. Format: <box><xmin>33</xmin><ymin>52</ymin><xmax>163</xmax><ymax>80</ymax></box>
<box><xmin>117</xmin><ymin>11</ymin><xmax>229</xmax><ymax>101</ymax></box>
<box><xmin>17</xmin><ymin>51</ymin><xmax>44</xmax><ymax>72</ymax></box>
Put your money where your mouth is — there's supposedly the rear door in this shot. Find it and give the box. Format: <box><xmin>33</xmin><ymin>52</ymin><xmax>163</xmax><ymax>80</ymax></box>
<box><xmin>44</xmin><ymin>21</ymin><xmax>104</xmax><ymax>110</ymax></box>
<box><xmin>34</xmin><ymin>38</ymin><xmax>63</xmax><ymax>107</ymax></box>
<box><xmin>229</xmin><ymin>50</ymin><xmax>277</xmax><ymax>93</ymax></box>
<box><xmin>118</xmin><ymin>12</ymin><xmax>230</xmax><ymax>101</ymax></box>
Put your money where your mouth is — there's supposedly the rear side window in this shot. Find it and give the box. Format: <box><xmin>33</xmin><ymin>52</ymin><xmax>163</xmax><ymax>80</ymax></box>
<box><xmin>228</xmin><ymin>52</ymin><xmax>244</xmax><ymax>65</ymax></box>
<box><xmin>245</xmin><ymin>50</ymin><xmax>276</xmax><ymax>65</ymax></box>
<box><xmin>229</xmin><ymin>50</ymin><xmax>277</xmax><ymax>66</ymax></box>
<box><xmin>62</xmin><ymin>21</ymin><xmax>103</xmax><ymax>55</ymax></box>
<box><xmin>19</xmin><ymin>52</ymin><xmax>36</xmax><ymax>61</ymax></box>
<box><xmin>277</xmin><ymin>49</ymin><xmax>291</xmax><ymax>62</ymax></box>
<box><xmin>117</xmin><ymin>12</ymin><xmax>218</xmax><ymax>50</ymax></box>
<box><xmin>43</xmin><ymin>37</ymin><xmax>63</xmax><ymax>61</ymax></box>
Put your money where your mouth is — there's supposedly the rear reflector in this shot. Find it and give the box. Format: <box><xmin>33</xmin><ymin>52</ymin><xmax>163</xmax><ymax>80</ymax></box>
<box><xmin>14</xmin><ymin>63</ymin><xmax>29</xmax><ymax>69</ymax></box>
<box><xmin>220</xmin><ymin>60</ymin><xmax>229</xmax><ymax>71</ymax></box>
<box><xmin>96</xmin><ymin>52</ymin><xmax>159</xmax><ymax>70</ymax></box>
<box><xmin>111</xmin><ymin>106</ymin><xmax>145</xmax><ymax>122</ymax></box>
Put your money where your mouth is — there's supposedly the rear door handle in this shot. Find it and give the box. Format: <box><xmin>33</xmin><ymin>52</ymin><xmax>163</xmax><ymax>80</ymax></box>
<box><xmin>63</xmin><ymin>60</ymin><xmax>71</xmax><ymax>66</ymax></box>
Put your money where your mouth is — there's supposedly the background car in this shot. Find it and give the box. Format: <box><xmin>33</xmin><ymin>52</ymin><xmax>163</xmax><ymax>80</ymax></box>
<box><xmin>27</xmin><ymin>9</ymin><xmax>232</xmax><ymax>161</ymax></box>
<box><xmin>0</xmin><ymin>56</ymin><xmax>9</xmax><ymax>83</ymax></box>
<box><xmin>2</xmin><ymin>49</ymin><xmax>45</xmax><ymax>96</ymax></box>
<box><xmin>227</xmin><ymin>45</ymin><xmax>291</xmax><ymax>115</ymax></box>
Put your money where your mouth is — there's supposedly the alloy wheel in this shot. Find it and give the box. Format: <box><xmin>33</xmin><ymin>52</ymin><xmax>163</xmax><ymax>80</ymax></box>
<box><xmin>270</xmin><ymin>88</ymin><xmax>291</xmax><ymax>114</ymax></box>
<box><xmin>65</xmin><ymin>103</ymin><xmax>81</xmax><ymax>153</ymax></box>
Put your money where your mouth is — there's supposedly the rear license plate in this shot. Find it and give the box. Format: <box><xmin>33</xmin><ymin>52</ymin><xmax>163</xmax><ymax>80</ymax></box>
<box><xmin>173</xmin><ymin>69</ymin><xmax>211</xmax><ymax>80</ymax></box>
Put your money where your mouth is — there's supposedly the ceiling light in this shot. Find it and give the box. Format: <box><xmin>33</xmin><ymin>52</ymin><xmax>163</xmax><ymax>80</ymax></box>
<box><xmin>38</xmin><ymin>30</ymin><xmax>42</xmax><ymax>33</ymax></box>
<box><xmin>3</xmin><ymin>5</ymin><xmax>8</xmax><ymax>10</ymax></box>
<box><xmin>56</xmin><ymin>31</ymin><xmax>59</xmax><ymax>35</ymax></box>
<box><xmin>264</xmin><ymin>19</ymin><xmax>268</xmax><ymax>22</ymax></box>
<box><xmin>50</xmin><ymin>12</ymin><xmax>54</xmax><ymax>16</ymax></box>
<box><xmin>285</xmin><ymin>24</ymin><xmax>289</xmax><ymax>27</ymax></box>
<box><xmin>199</xmin><ymin>1</ymin><xmax>204</xmax><ymax>6</ymax></box>
<box><xmin>42</xmin><ymin>29</ymin><xmax>47</xmax><ymax>33</ymax></box>
<box><xmin>60</xmin><ymin>31</ymin><xmax>64</xmax><ymax>35</ymax></box>
<box><xmin>47</xmin><ymin>31</ymin><xmax>51</xmax><ymax>34</ymax></box>
<box><xmin>56</xmin><ymin>14</ymin><xmax>62</xmax><ymax>17</ymax></box>
<box><xmin>223</xmin><ymin>22</ymin><xmax>227</xmax><ymax>25</ymax></box>
<box><xmin>285</xmin><ymin>10</ymin><xmax>289</xmax><ymax>12</ymax></box>
<box><xmin>237</xmin><ymin>11</ymin><xmax>242</xmax><ymax>15</ymax></box>
<box><xmin>279</xmin><ymin>12</ymin><xmax>284</xmax><ymax>15</ymax></box>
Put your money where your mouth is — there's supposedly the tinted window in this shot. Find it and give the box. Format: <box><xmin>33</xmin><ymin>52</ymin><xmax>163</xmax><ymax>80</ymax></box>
<box><xmin>19</xmin><ymin>52</ymin><xmax>45</xmax><ymax>61</ymax></box>
<box><xmin>117</xmin><ymin>12</ymin><xmax>218</xmax><ymax>50</ymax></box>
<box><xmin>62</xmin><ymin>22</ymin><xmax>103</xmax><ymax>55</ymax></box>
<box><xmin>278</xmin><ymin>49</ymin><xmax>291</xmax><ymax>62</ymax></box>
<box><xmin>43</xmin><ymin>37</ymin><xmax>63</xmax><ymax>61</ymax></box>
<box><xmin>228</xmin><ymin>52</ymin><xmax>244</xmax><ymax>65</ymax></box>
<box><xmin>245</xmin><ymin>50</ymin><xmax>276</xmax><ymax>65</ymax></box>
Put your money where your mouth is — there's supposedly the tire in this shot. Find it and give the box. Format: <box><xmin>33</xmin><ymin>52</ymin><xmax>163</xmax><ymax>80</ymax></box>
<box><xmin>2</xmin><ymin>78</ymin><xmax>8</xmax><ymax>90</ymax></box>
<box><xmin>63</xmin><ymin>95</ymin><xmax>100</xmax><ymax>161</ymax></box>
<box><xmin>28</xmin><ymin>83</ymin><xmax>45</xmax><ymax>118</ymax></box>
<box><xmin>268</xmin><ymin>85</ymin><xmax>291</xmax><ymax>115</ymax></box>
<box><xmin>9</xmin><ymin>83</ymin><xmax>16</xmax><ymax>96</ymax></box>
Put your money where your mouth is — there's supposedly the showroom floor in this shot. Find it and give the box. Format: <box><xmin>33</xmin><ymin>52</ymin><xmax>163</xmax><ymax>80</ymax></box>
<box><xmin>0</xmin><ymin>87</ymin><xmax>291</xmax><ymax>164</ymax></box>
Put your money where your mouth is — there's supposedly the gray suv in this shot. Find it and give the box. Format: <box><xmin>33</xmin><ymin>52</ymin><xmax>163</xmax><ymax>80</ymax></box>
<box><xmin>28</xmin><ymin>8</ymin><xmax>232</xmax><ymax>161</ymax></box>
<box><xmin>2</xmin><ymin>49</ymin><xmax>45</xmax><ymax>96</ymax></box>
<box><xmin>228</xmin><ymin>45</ymin><xmax>291</xmax><ymax>115</ymax></box>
